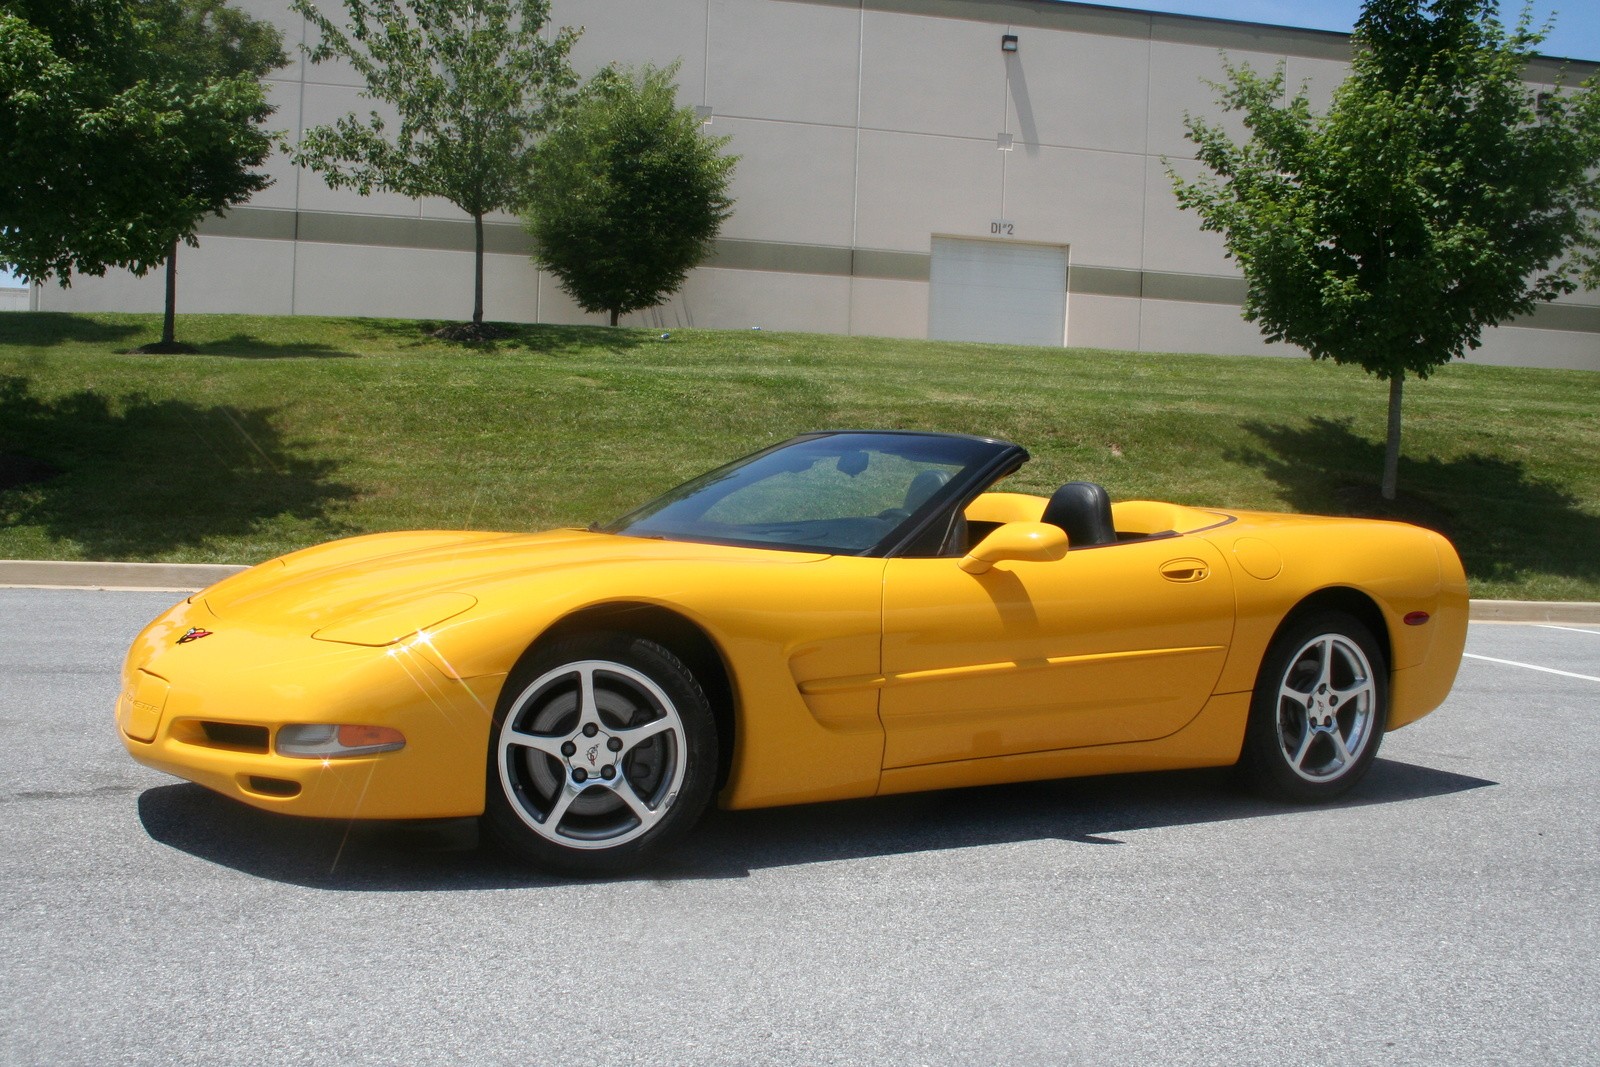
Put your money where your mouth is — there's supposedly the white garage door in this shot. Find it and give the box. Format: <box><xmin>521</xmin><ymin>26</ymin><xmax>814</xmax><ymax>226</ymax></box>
<box><xmin>927</xmin><ymin>237</ymin><xmax>1068</xmax><ymax>347</ymax></box>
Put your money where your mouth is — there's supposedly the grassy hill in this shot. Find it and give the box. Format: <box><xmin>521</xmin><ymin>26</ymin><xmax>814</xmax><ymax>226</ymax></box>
<box><xmin>1</xmin><ymin>311</ymin><xmax>1595</xmax><ymax>601</ymax></box>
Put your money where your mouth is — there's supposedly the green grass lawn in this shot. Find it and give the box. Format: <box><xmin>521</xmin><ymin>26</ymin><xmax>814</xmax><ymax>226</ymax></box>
<box><xmin>1</xmin><ymin>310</ymin><xmax>1596</xmax><ymax>600</ymax></box>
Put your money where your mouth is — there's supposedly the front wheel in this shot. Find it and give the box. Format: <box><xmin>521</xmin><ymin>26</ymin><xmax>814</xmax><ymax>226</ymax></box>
<box><xmin>1238</xmin><ymin>611</ymin><xmax>1388</xmax><ymax>802</ymax></box>
<box><xmin>483</xmin><ymin>633</ymin><xmax>718</xmax><ymax>875</ymax></box>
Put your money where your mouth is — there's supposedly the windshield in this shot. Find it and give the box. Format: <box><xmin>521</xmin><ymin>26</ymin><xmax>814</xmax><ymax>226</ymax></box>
<box><xmin>603</xmin><ymin>431</ymin><xmax>1022</xmax><ymax>555</ymax></box>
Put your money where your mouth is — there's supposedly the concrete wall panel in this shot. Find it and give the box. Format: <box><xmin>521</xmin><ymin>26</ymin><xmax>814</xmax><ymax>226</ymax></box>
<box><xmin>296</xmin><ymin>0</ymin><xmax>369</xmax><ymax>89</ymax></box>
<box><xmin>625</xmin><ymin>267</ymin><xmax>852</xmax><ymax>335</ymax></box>
<box><xmin>1002</xmin><ymin>32</ymin><xmax>1149</xmax><ymax>154</ymax></box>
<box><xmin>292</xmin><ymin>243</ymin><xmax>475</xmax><ymax>319</ymax></box>
<box><xmin>554</xmin><ymin>0</ymin><xmax>708</xmax><ymax>82</ymax></box>
<box><xmin>1139</xmin><ymin>298</ymin><xmax>1289</xmax><ymax>358</ymax></box>
<box><xmin>294</xmin><ymin>85</ymin><xmax>418</xmax><ymax>216</ymax></box>
<box><xmin>714</xmin><ymin>117</ymin><xmax>858</xmax><ymax>247</ymax></box>
<box><xmin>708</xmin><ymin>0</ymin><xmax>861</xmax><ymax>127</ymax></box>
<box><xmin>36</xmin><ymin>272</ymin><xmax>163</xmax><ymax>315</ymax></box>
<box><xmin>35</xmin><ymin>237</ymin><xmax>296</xmax><ymax>317</ymax></box>
<box><xmin>1065</xmin><ymin>292</ymin><xmax>1141</xmax><ymax>351</ymax></box>
<box><xmin>860</xmin><ymin>10</ymin><xmax>1003</xmax><ymax>141</ymax></box>
<box><xmin>1283</xmin><ymin>53</ymin><xmax>1350</xmax><ymax>112</ymax></box>
<box><xmin>193</xmin><ymin>237</ymin><xmax>298</xmax><ymax>316</ymax></box>
<box><xmin>1559</xmin><ymin>281</ymin><xmax>1600</xmax><ymax>307</ymax></box>
<box><xmin>1473</xmin><ymin>324</ymin><xmax>1600</xmax><ymax>371</ymax></box>
<box><xmin>251</xmin><ymin>79</ymin><xmax>306</xmax><ymax>212</ymax></box>
<box><xmin>850</xmin><ymin>277</ymin><xmax>929</xmax><ymax>340</ymax></box>
<box><xmin>1146</xmin><ymin>41</ymin><xmax>1282</xmax><ymax>159</ymax></box>
<box><xmin>1003</xmin><ymin>145</ymin><xmax>1146</xmax><ymax>269</ymax></box>
<box><xmin>536</xmin><ymin>273</ymin><xmax>610</xmax><ymax>327</ymax></box>
<box><xmin>856</xmin><ymin>131</ymin><xmax>1004</xmax><ymax>252</ymax></box>
<box><xmin>481</xmin><ymin>255</ymin><xmax>543</xmax><ymax>324</ymax></box>
<box><xmin>1144</xmin><ymin>155</ymin><xmax>1233</xmax><ymax>276</ymax></box>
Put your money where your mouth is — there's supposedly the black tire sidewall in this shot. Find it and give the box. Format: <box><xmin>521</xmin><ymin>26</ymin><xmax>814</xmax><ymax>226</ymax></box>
<box><xmin>1240</xmin><ymin>610</ymin><xmax>1389</xmax><ymax>803</ymax></box>
<box><xmin>482</xmin><ymin>631</ymin><xmax>719</xmax><ymax>875</ymax></box>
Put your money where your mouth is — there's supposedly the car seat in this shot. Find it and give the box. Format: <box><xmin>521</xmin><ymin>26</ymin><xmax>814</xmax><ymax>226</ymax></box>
<box><xmin>1041</xmin><ymin>481</ymin><xmax>1116</xmax><ymax>547</ymax></box>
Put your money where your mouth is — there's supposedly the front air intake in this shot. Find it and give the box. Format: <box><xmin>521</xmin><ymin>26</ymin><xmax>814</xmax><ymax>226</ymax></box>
<box><xmin>244</xmin><ymin>776</ymin><xmax>301</xmax><ymax>798</ymax></box>
<box><xmin>199</xmin><ymin>721</ymin><xmax>270</xmax><ymax>752</ymax></box>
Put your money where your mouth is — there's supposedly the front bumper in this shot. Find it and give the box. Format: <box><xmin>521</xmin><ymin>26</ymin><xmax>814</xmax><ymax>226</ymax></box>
<box><xmin>116</xmin><ymin>599</ymin><xmax>505</xmax><ymax>820</ymax></box>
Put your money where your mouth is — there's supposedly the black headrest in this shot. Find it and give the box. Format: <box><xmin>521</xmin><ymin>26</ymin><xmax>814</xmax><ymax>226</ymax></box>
<box><xmin>1041</xmin><ymin>481</ymin><xmax>1115</xmax><ymax>547</ymax></box>
<box><xmin>903</xmin><ymin>468</ymin><xmax>950</xmax><ymax>510</ymax></box>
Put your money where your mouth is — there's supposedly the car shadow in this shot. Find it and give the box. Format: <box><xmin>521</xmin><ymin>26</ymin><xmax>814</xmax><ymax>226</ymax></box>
<box><xmin>135</xmin><ymin>757</ymin><xmax>1496</xmax><ymax>891</ymax></box>
<box><xmin>0</xmin><ymin>374</ymin><xmax>356</xmax><ymax>556</ymax></box>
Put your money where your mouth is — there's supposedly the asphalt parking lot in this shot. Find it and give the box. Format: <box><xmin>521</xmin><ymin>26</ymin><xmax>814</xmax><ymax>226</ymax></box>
<box><xmin>1</xmin><ymin>588</ymin><xmax>1595</xmax><ymax>1066</ymax></box>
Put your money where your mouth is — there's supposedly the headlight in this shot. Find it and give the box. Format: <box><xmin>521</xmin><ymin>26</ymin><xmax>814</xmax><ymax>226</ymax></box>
<box><xmin>277</xmin><ymin>723</ymin><xmax>406</xmax><ymax>758</ymax></box>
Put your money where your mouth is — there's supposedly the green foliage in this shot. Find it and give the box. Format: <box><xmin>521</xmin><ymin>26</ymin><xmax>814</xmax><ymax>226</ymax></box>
<box><xmin>0</xmin><ymin>0</ymin><xmax>283</xmax><ymax>285</ymax></box>
<box><xmin>2</xmin><ymin>311</ymin><xmax>1597</xmax><ymax>600</ymax></box>
<box><xmin>146</xmin><ymin>0</ymin><xmax>285</xmax><ymax>347</ymax></box>
<box><xmin>1170</xmin><ymin>0</ymin><xmax>1600</xmax><ymax>498</ymax></box>
<box><xmin>289</xmin><ymin>0</ymin><xmax>580</xmax><ymax>324</ymax></box>
<box><xmin>525</xmin><ymin>64</ymin><xmax>737</xmax><ymax>326</ymax></box>
<box><xmin>1173</xmin><ymin>0</ymin><xmax>1600</xmax><ymax>381</ymax></box>
<box><xmin>149</xmin><ymin>0</ymin><xmax>285</xmax><ymax>83</ymax></box>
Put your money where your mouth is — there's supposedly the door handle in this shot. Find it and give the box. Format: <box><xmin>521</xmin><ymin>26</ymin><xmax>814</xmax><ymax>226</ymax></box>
<box><xmin>1160</xmin><ymin>558</ymin><xmax>1210</xmax><ymax>583</ymax></box>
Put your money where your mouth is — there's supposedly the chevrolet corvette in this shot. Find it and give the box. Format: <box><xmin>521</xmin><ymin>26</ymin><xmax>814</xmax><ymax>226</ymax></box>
<box><xmin>116</xmin><ymin>430</ymin><xmax>1468</xmax><ymax>873</ymax></box>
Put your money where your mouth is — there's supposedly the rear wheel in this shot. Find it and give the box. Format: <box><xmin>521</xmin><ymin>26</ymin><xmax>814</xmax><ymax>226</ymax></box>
<box><xmin>483</xmin><ymin>633</ymin><xmax>718</xmax><ymax>874</ymax></box>
<box><xmin>1238</xmin><ymin>611</ymin><xmax>1388</xmax><ymax>802</ymax></box>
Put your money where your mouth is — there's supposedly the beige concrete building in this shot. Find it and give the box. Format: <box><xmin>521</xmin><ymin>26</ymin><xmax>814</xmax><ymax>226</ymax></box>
<box><xmin>33</xmin><ymin>0</ymin><xmax>1600</xmax><ymax>369</ymax></box>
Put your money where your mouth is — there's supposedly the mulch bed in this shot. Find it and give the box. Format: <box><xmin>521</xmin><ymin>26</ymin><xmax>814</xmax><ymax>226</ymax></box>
<box><xmin>430</xmin><ymin>322</ymin><xmax>515</xmax><ymax>343</ymax></box>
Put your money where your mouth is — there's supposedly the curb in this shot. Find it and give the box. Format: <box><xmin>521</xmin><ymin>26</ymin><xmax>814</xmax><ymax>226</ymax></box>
<box><xmin>1466</xmin><ymin>600</ymin><xmax>1600</xmax><ymax>624</ymax></box>
<box><xmin>0</xmin><ymin>559</ymin><xmax>248</xmax><ymax>592</ymax></box>
<box><xmin>1</xmin><ymin>559</ymin><xmax>1597</xmax><ymax>624</ymax></box>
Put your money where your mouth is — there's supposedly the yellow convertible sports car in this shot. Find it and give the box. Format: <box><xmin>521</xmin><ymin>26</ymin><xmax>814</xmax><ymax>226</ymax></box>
<box><xmin>117</xmin><ymin>431</ymin><xmax>1468</xmax><ymax>873</ymax></box>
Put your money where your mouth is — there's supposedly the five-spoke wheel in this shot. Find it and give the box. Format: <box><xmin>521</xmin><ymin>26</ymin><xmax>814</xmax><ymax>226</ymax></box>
<box><xmin>1239</xmin><ymin>611</ymin><xmax>1388</xmax><ymax>801</ymax></box>
<box><xmin>483</xmin><ymin>634</ymin><xmax>717</xmax><ymax>874</ymax></box>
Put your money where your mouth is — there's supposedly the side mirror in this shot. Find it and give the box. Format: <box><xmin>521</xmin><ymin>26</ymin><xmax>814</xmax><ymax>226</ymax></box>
<box><xmin>959</xmin><ymin>521</ymin><xmax>1069</xmax><ymax>574</ymax></box>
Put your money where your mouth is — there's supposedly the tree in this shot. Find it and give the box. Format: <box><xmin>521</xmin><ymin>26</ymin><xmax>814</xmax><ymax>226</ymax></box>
<box><xmin>524</xmin><ymin>64</ymin><xmax>737</xmax><ymax>327</ymax></box>
<box><xmin>0</xmin><ymin>0</ymin><xmax>282</xmax><ymax>349</ymax></box>
<box><xmin>289</xmin><ymin>0</ymin><xmax>580</xmax><ymax>336</ymax></box>
<box><xmin>1170</xmin><ymin>0</ymin><xmax>1600</xmax><ymax>500</ymax></box>
<box><xmin>1</xmin><ymin>0</ymin><xmax>165</xmax><ymax>280</ymax></box>
<box><xmin>144</xmin><ymin>0</ymin><xmax>285</xmax><ymax>350</ymax></box>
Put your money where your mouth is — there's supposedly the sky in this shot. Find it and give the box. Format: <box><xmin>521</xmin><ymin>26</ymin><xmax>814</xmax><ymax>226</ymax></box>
<box><xmin>1093</xmin><ymin>0</ymin><xmax>1600</xmax><ymax>61</ymax></box>
<box><xmin>4</xmin><ymin>1</ymin><xmax>1597</xmax><ymax>290</ymax></box>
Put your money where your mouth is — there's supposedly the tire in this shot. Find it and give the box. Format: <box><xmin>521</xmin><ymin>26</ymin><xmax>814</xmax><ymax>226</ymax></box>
<box><xmin>483</xmin><ymin>632</ymin><xmax>719</xmax><ymax>875</ymax></box>
<box><xmin>1238</xmin><ymin>610</ymin><xmax>1388</xmax><ymax>802</ymax></box>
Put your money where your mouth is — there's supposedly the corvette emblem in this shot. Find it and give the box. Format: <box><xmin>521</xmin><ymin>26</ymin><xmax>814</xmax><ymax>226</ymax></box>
<box><xmin>585</xmin><ymin>744</ymin><xmax>600</xmax><ymax>766</ymax></box>
<box><xmin>177</xmin><ymin>627</ymin><xmax>213</xmax><ymax>645</ymax></box>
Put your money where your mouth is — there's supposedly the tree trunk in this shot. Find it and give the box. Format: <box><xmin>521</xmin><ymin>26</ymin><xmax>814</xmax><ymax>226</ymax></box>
<box><xmin>472</xmin><ymin>213</ymin><xmax>485</xmax><ymax>325</ymax></box>
<box><xmin>162</xmin><ymin>238</ymin><xmax>178</xmax><ymax>346</ymax></box>
<box><xmin>609</xmin><ymin>308</ymin><xmax>619</xmax><ymax>327</ymax></box>
<box><xmin>1381</xmin><ymin>373</ymin><xmax>1404</xmax><ymax>501</ymax></box>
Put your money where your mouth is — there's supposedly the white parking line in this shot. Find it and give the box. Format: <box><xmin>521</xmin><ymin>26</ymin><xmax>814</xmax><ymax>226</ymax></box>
<box><xmin>1463</xmin><ymin>653</ymin><xmax>1600</xmax><ymax>683</ymax></box>
<box><xmin>1538</xmin><ymin>624</ymin><xmax>1600</xmax><ymax>636</ymax></box>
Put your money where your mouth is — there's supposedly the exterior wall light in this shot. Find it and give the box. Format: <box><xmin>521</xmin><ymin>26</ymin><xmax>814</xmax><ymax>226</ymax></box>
<box><xmin>1001</xmin><ymin>34</ymin><xmax>1018</xmax><ymax>53</ymax></box>
<box><xmin>693</xmin><ymin>105</ymin><xmax>713</xmax><ymax>125</ymax></box>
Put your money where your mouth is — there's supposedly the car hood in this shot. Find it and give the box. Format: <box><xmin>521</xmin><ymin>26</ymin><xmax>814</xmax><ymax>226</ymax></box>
<box><xmin>198</xmin><ymin>528</ymin><xmax>828</xmax><ymax>636</ymax></box>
